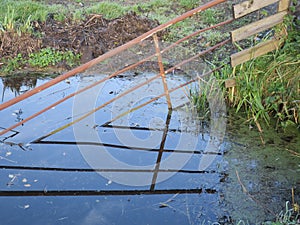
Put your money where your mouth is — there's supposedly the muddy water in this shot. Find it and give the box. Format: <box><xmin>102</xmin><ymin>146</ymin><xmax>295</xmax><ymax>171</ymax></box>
<box><xmin>0</xmin><ymin>73</ymin><xmax>299</xmax><ymax>225</ymax></box>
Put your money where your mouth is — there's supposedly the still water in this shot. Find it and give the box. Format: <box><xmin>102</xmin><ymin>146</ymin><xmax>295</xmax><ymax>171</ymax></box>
<box><xmin>0</xmin><ymin>72</ymin><xmax>299</xmax><ymax>225</ymax></box>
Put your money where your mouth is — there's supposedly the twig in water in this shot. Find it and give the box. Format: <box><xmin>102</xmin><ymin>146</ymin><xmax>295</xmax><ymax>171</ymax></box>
<box><xmin>159</xmin><ymin>193</ymin><xmax>179</xmax><ymax>208</ymax></box>
<box><xmin>235</xmin><ymin>170</ymin><xmax>247</xmax><ymax>193</ymax></box>
<box><xmin>235</xmin><ymin>169</ymin><xmax>276</xmax><ymax>216</ymax></box>
<box><xmin>0</xmin><ymin>156</ymin><xmax>17</xmax><ymax>164</ymax></box>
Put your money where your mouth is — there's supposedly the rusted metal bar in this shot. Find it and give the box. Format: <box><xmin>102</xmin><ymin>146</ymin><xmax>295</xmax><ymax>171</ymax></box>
<box><xmin>153</xmin><ymin>34</ymin><xmax>172</xmax><ymax>109</ymax></box>
<box><xmin>0</xmin><ymin>0</ymin><xmax>227</xmax><ymax>111</ymax></box>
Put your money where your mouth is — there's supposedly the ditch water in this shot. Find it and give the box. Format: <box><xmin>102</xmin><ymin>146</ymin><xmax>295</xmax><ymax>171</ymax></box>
<box><xmin>0</xmin><ymin>72</ymin><xmax>299</xmax><ymax>225</ymax></box>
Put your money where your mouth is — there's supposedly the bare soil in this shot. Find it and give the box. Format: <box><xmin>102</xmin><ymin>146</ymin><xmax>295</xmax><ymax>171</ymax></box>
<box><xmin>0</xmin><ymin>9</ymin><xmax>160</xmax><ymax>67</ymax></box>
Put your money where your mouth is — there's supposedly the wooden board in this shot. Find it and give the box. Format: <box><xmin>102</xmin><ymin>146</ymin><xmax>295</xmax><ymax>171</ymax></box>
<box><xmin>231</xmin><ymin>11</ymin><xmax>287</xmax><ymax>42</ymax></box>
<box><xmin>230</xmin><ymin>38</ymin><xmax>282</xmax><ymax>67</ymax></box>
<box><xmin>233</xmin><ymin>0</ymin><xmax>279</xmax><ymax>18</ymax></box>
<box><xmin>278</xmin><ymin>0</ymin><xmax>290</xmax><ymax>12</ymax></box>
<box><xmin>225</xmin><ymin>78</ymin><xmax>236</xmax><ymax>88</ymax></box>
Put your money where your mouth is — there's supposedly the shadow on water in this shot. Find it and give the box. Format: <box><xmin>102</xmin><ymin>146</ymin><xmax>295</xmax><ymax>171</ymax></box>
<box><xmin>0</xmin><ymin>73</ymin><xmax>299</xmax><ymax>225</ymax></box>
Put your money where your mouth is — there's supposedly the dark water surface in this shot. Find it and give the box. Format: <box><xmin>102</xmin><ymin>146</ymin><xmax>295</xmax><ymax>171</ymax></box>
<box><xmin>0</xmin><ymin>73</ymin><xmax>299</xmax><ymax>225</ymax></box>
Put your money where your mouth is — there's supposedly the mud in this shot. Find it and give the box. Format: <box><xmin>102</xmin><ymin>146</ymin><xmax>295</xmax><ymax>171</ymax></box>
<box><xmin>0</xmin><ymin>12</ymin><xmax>160</xmax><ymax>65</ymax></box>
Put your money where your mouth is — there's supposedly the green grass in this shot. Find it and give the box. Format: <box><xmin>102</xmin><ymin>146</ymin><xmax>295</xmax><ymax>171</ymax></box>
<box><xmin>0</xmin><ymin>1</ymin><xmax>47</xmax><ymax>32</ymax></box>
<box><xmin>28</xmin><ymin>48</ymin><xmax>81</xmax><ymax>68</ymax></box>
<box><xmin>191</xmin><ymin>16</ymin><xmax>300</xmax><ymax>130</ymax></box>
<box><xmin>0</xmin><ymin>0</ymin><xmax>130</xmax><ymax>31</ymax></box>
<box><xmin>179</xmin><ymin>0</ymin><xmax>199</xmax><ymax>10</ymax></box>
<box><xmin>85</xmin><ymin>1</ymin><xmax>128</xmax><ymax>19</ymax></box>
<box><xmin>200</xmin><ymin>8</ymin><xmax>223</xmax><ymax>25</ymax></box>
<box><xmin>1</xmin><ymin>48</ymin><xmax>81</xmax><ymax>74</ymax></box>
<box><xmin>1</xmin><ymin>53</ymin><xmax>24</xmax><ymax>73</ymax></box>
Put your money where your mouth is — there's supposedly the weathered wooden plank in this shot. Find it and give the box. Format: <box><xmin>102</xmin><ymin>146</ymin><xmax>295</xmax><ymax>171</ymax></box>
<box><xmin>225</xmin><ymin>78</ymin><xmax>236</xmax><ymax>88</ymax></box>
<box><xmin>233</xmin><ymin>0</ymin><xmax>279</xmax><ymax>18</ymax></box>
<box><xmin>278</xmin><ymin>0</ymin><xmax>290</xmax><ymax>12</ymax></box>
<box><xmin>231</xmin><ymin>11</ymin><xmax>287</xmax><ymax>42</ymax></box>
<box><xmin>230</xmin><ymin>38</ymin><xmax>282</xmax><ymax>67</ymax></box>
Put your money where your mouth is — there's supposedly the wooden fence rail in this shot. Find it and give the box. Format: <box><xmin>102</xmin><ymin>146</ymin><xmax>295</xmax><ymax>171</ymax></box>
<box><xmin>230</xmin><ymin>0</ymin><xmax>290</xmax><ymax>67</ymax></box>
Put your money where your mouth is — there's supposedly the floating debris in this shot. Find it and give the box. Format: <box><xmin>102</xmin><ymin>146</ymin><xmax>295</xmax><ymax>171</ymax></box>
<box><xmin>106</xmin><ymin>180</ymin><xmax>113</xmax><ymax>186</ymax></box>
<box><xmin>7</xmin><ymin>173</ymin><xmax>20</xmax><ymax>186</ymax></box>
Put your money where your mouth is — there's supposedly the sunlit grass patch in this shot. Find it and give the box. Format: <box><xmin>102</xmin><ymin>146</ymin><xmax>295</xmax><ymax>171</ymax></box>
<box><xmin>179</xmin><ymin>0</ymin><xmax>199</xmax><ymax>10</ymax></box>
<box><xmin>85</xmin><ymin>1</ymin><xmax>129</xmax><ymax>19</ymax></box>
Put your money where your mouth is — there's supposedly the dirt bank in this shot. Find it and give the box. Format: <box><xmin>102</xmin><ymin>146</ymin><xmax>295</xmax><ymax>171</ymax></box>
<box><xmin>0</xmin><ymin>11</ymin><xmax>160</xmax><ymax>69</ymax></box>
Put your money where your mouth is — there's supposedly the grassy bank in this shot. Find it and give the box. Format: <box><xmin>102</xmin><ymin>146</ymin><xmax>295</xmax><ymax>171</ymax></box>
<box><xmin>192</xmin><ymin>15</ymin><xmax>299</xmax><ymax>131</ymax></box>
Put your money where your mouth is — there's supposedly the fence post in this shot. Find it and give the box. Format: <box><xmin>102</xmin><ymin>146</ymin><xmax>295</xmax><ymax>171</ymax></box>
<box><xmin>278</xmin><ymin>0</ymin><xmax>290</xmax><ymax>12</ymax></box>
<box><xmin>153</xmin><ymin>34</ymin><xmax>172</xmax><ymax>110</ymax></box>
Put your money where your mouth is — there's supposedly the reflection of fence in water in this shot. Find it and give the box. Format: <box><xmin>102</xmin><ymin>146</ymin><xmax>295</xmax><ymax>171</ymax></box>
<box><xmin>0</xmin><ymin>0</ymin><xmax>291</xmax><ymax>196</ymax></box>
<box><xmin>0</xmin><ymin>109</ymin><xmax>226</xmax><ymax>196</ymax></box>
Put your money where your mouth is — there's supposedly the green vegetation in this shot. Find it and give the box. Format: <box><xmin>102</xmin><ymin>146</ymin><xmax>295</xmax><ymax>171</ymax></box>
<box><xmin>179</xmin><ymin>0</ymin><xmax>199</xmax><ymax>10</ymax></box>
<box><xmin>200</xmin><ymin>8</ymin><xmax>223</xmax><ymax>25</ymax></box>
<box><xmin>2</xmin><ymin>48</ymin><xmax>81</xmax><ymax>73</ymax></box>
<box><xmin>269</xmin><ymin>201</ymin><xmax>299</xmax><ymax>225</ymax></box>
<box><xmin>189</xmin><ymin>81</ymin><xmax>210</xmax><ymax>120</ymax></box>
<box><xmin>0</xmin><ymin>1</ymin><xmax>48</xmax><ymax>32</ymax></box>
<box><xmin>0</xmin><ymin>0</ymin><xmax>204</xmax><ymax>74</ymax></box>
<box><xmin>85</xmin><ymin>1</ymin><xmax>128</xmax><ymax>19</ymax></box>
<box><xmin>191</xmin><ymin>16</ymin><xmax>300</xmax><ymax>130</ymax></box>
<box><xmin>0</xmin><ymin>0</ymin><xmax>130</xmax><ymax>29</ymax></box>
<box><xmin>2</xmin><ymin>53</ymin><xmax>24</xmax><ymax>73</ymax></box>
<box><xmin>28</xmin><ymin>48</ymin><xmax>81</xmax><ymax>68</ymax></box>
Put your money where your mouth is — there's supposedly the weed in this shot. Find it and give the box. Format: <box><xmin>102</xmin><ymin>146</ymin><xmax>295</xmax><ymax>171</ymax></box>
<box><xmin>0</xmin><ymin>0</ymin><xmax>70</xmax><ymax>33</ymax></box>
<box><xmin>200</xmin><ymin>8</ymin><xmax>222</xmax><ymax>25</ymax></box>
<box><xmin>1</xmin><ymin>54</ymin><xmax>24</xmax><ymax>73</ymax></box>
<box><xmin>1</xmin><ymin>48</ymin><xmax>81</xmax><ymax>74</ymax></box>
<box><xmin>190</xmin><ymin>87</ymin><xmax>210</xmax><ymax>120</ymax></box>
<box><xmin>3</xmin><ymin>6</ymin><xmax>15</xmax><ymax>31</ymax></box>
<box><xmin>273</xmin><ymin>201</ymin><xmax>300</xmax><ymax>225</ymax></box>
<box><xmin>212</xmin><ymin>20</ymin><xmax>299</xmax><ymax>130</ymax></box>
<box><xmin>165</xmin><ymin>18</ymin><xmax>197</xmax><ymax>41</ymax></box>
<box><xmin>191</xmin><ymin>22</ymin><xmax>299</xmax><ymax>130</ymax></box>
<box><xmin>133</xmin><ymin>0</ymin><xmax>174</xmax><ymax>24</ymax></box>
<box><xmin>202</xmin><ymin>30</ymin><xmax>229</xmax><ymax>46</ymax></box>
<box><xmin>189</xmin><ymin>76</ymin><xmax>223</xmax><ymax>120</ymax></box>
<box><xmin>28</xmin><ymin>48</ymin><xmax>81</xmax><ymax>68</ymax></box>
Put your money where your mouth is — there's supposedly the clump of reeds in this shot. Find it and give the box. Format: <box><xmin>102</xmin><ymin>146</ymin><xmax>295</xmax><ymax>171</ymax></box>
<box><xmin>226</xmin><ymin>17</ymin><xmax>299</xmax><ymax>130</ymax></box>
<box><xmin>191</xmin><ymin>16</ymin><xmax>299</xmax><ymax>131</ymax></box>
